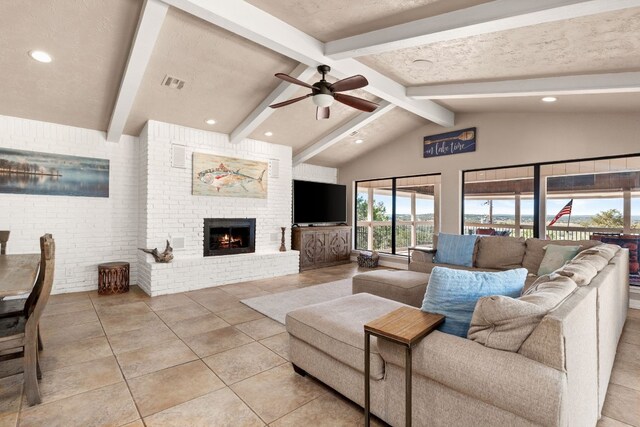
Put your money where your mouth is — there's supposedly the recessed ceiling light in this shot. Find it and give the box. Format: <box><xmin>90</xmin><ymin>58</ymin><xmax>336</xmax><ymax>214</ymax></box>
<box><xmin>355</xmin><ymin>139</ymin><xmax>364</xmax><ymax>144</ymax></box>
<box><xmin>541</xmin><ymin>96</ymin><xmax>558</xmax><ymax>103</ymax></box>
<box><xmin>412</xmin><ymin>59</ymin><xmax>433</xmax><ymax>66</ymax></box>
<box><xmin>28</xmin><ymin>50</ymin><xmax>52</xmax><ymax>63</ymax></box>
<box><xmin>264</xmin><ymin>131</ymin><xmax>273</xmax><ymax>137</ymax></box>
<box><xmin>205</xmin><ymin>119</ymin><xmax>216</xmax><ymax>125</ymax></box>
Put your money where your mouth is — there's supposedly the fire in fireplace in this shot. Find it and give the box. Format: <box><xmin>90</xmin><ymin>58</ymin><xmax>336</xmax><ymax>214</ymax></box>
<box><xmin>204</xmin><ymin>218</ymin><xmax>255</xmax><ymax>256</ymax></box>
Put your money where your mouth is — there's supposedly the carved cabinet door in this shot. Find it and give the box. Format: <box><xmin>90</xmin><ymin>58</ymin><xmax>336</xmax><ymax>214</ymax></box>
<box><xmin>301</xmin><ymin>232</ymin><xmax>326</xmax><ymax>268</ymax></box>
<box><xmin>326</xmin><ymin>229</ymin><xmax>350</xmax><ymax>262</ymax></box>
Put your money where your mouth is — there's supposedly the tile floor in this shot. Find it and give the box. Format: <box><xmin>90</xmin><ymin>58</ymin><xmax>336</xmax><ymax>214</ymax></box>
<box><xmin>0</xmin><ymin>263</ymin><xmax>638</xmax><ymax>426</ymax></box>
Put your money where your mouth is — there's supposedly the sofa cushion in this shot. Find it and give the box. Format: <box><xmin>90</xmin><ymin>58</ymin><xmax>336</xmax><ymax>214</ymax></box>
<box><xmin>537</xmin><ymin>244</ymin><xmax>582</xmax><ymax>275</ymax></box>
<box><xmin>573</xmin><ymin>252</ymin><xmax>609</xmax><ymax>272</ymax></box>
<box><xmin>468</xmin><ymin>275</ymin><xmax>578</xmax><ymax>352</ymax></box>
<box><xmin>522</xmin><ymin>239</ymin><xmax>600</xmax><ymax>275</ymax></box>
<box><xmin>352</xmin><ymin>270</ymin><xmax>429</xmax><ymax>307</ymax></box>
<box><xmin>434</xmin><ymin>233</ymin><xmax>478</xmax><ymax>267</ymax></box>
<box><xmin>421</xmin><ymin>267</ymin><xmax>527</xmax><ymax>337</ymax></box>
<box><xmin>475</xmin><ymin>236</ymin><xmax>526</xmax><ymax>270</ymax></box>
<box><xmin>285</xmin><ymin>293</ymin><xmax>405</xmax><ymax>380</ymax></box>
<box><xmin>578</xmin><ymin>243</ymin><xmax>619</xmax><ymax>262</ymax></box>
<box><xmin>556</xmin><ymin>259</ymin><xmax>599</xmax><ymax>286</ymax></box>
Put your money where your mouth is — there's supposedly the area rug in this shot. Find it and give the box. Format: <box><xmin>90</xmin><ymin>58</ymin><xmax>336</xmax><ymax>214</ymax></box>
<box><xmin>241</xmin><ymin>279</ymin><xmax>352</xmax><ymax>324</ymax></box>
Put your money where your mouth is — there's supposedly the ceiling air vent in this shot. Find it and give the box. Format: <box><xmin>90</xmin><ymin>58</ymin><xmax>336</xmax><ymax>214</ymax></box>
<box><xmin>349</xmin><ymin>130</ymin><xmax>359</xmax><ymax>137</ymax></box>
<box><xmin>161</xmin><ymin>75</ymin><xmax>185</xmax><ymax>90</ymax></box>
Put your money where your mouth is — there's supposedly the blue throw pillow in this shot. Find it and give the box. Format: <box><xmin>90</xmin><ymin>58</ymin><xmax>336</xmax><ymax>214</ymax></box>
<box><xmin>421</xmin><ymin>267</ymin><xmax>527</xmax><ymax>337</ymax></box>
<box><xmin>434</xmin><ymin>233</ymin><xmax>478</xmax><ymax>267</ymax></box>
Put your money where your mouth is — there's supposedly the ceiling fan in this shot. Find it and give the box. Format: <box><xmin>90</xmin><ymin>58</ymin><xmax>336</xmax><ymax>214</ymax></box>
<box><xmin>269</xmin><ymin>65</ymin><xmax>379</xmax><ymax>120</ymax></box>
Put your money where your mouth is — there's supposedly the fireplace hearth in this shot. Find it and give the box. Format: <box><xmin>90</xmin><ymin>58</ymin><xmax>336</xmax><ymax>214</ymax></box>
<box><xmin>204</xmin><ymin>218</ymin><xmax>256</xmax><ymax>256</ymax></box>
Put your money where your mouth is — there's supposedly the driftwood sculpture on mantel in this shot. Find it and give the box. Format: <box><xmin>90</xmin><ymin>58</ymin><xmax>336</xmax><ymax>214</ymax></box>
<box><xmin>139</xmin><ymin>240</ymin><xmax>174</xmax><ymax>263</ymax></box>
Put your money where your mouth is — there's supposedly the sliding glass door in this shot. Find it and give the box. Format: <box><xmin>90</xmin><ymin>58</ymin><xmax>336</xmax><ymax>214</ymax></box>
<box><xmin>463</xmin><ymin>166</ymin><xmax>534</xmax><ymax>237</ymax></box>
<box><xmin>355</xmin><ymin>174</ymin><xmax>440</xmax><ymax>255</ymax></box>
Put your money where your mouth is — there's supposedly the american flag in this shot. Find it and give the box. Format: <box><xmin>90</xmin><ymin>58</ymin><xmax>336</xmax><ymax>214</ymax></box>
<box><xmin>548</xmin><ymin>199</ymin><xmax>573</xmax><ymax>227</ymax></box>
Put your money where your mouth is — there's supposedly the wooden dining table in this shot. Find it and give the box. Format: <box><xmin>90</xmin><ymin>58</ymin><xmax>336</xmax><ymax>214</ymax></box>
<box><xmin>0</xmin><ymin>254</ymin><xmax>40</xmax><ymax>298</ymax></box>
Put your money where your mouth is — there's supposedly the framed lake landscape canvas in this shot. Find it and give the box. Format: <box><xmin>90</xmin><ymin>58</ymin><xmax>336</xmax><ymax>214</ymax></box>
<box><xmin>193</xmin><ymin>153</ymin><xmax>268</xmax><ymax>198</ymax></box>
<box><xmin>0</xmin><ymin>148</ymin><xmax>109</xmax><ymax>197</ymax></box>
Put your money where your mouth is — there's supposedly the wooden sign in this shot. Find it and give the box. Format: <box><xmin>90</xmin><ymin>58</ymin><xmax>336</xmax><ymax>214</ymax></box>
<box><xmin>423</xmin><ymin>127</ymin><xmax>476</xmax><ymax>158</ymax></box>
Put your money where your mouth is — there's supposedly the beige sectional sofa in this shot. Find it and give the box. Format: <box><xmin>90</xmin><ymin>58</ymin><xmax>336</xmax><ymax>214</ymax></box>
<box><xmin>286</xmin><ymin>237</ymin><xmax>629</xmax><ymax>426</ymax></box>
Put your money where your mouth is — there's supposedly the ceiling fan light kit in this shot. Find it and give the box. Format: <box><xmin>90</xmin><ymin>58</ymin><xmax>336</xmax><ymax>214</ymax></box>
<box><xmin>269</xmin><ymin>65</ymin><xmax>379</xmax><ymax>120</ymax></box>
<box><xmin>312</xmin><ymin>94</ymin><xmax>334</xmax><ymax>108</ymax></box>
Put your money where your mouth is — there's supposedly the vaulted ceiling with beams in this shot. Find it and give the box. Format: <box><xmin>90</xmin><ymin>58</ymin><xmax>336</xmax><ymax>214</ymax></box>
<box><xmin>1</xmin><ymin>0</ymin><xmax>639</xmax><ymax>168</ymax></box>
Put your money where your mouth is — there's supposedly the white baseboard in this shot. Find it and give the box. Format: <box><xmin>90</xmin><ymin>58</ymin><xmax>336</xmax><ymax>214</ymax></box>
<box><xmin>630</xmin><ymin>286</ymin><xmax>640</xmax><ymax>309</ymax></box>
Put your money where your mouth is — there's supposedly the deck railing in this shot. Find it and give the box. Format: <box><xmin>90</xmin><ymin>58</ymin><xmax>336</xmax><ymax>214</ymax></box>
<box><xmin>356</xmin><ymin>222</ymin><xmax>434</xmax><ymax>254</ymax></box>
<box><xmin>356</xmin><ymin>221</ymin><xmax>639</xmax><ymax>254</ymax></box>
<box><xmin>463</xmin><ymin>222</ymin><xmax>637</xmax><ymax>240</ymax></box>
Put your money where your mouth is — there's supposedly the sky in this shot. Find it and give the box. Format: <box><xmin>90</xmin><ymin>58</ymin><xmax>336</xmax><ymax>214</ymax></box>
<box><xmin>464</xmin><ymin>198</ymin><xmax>636</xmax><ymax>217</ymax></box>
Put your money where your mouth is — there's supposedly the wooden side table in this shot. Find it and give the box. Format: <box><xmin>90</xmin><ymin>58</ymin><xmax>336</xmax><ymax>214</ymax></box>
<box><xmin>364</xmin><ymin>307</ymin><xmax>444</xmax><ymax>427</ymax></box>
<box><xmin>98</xmin><ymin>262</ymin><xmax>130</xmax><ymax>295</ymax></box>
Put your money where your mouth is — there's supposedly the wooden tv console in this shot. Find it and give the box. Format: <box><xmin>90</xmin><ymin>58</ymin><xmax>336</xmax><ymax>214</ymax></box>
<box><xmin>292</xmin><ymin>225</ymin><xmax>352</xmax><ymax>271</ymax></box>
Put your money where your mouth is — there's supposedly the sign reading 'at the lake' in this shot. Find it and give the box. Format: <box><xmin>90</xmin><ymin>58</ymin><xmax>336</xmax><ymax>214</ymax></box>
<box><xmin>423</xmin><ymin>127</ymin><xmax>476</xmax><ymax>158</ymax></box>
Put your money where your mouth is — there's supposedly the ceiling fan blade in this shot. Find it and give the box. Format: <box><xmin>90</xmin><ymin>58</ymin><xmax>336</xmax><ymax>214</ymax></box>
<box><xmin>316</xmin><ymin>106</ymin><xmax>330</xmax><ymax>120</ymax></box>
<box><xmin>269</xmin><ymin>94</ymin><xmax>312</xmax><ymax>109</ymax></box>
<box><xmin>275</xmin><ymin>73</ymin><xmax>313</xmax><ymax>89</ymax></box>
<box><xmin>334</xmin><ymin>93</ymin><xmax>379</xmax><ymax>112</ymax></box>
<box><xmin>329</xmin><ymin>75</ymin><xmax>368</xmax><ymax>92</ymax></box>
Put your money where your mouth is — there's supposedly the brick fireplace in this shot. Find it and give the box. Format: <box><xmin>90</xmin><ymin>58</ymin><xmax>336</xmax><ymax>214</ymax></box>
<box><xmin>135</xmin><ymin>121</ymin><xmax>314</xmax><ymax>296</ymax></box>
<box><xmin>204</xmin><ymin>218</ymin><xmax>255</xmax><ymax>256</ymax></box>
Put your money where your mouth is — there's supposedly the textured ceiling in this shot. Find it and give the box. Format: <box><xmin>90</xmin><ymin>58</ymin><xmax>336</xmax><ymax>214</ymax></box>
<box><xmin>249</xmin><ymin>76</ymin><xmax>380</xmax><ymax>153</ymax></box>
<box><xmin>124</xmin><ymin>7</ymin><xmax>298</xmax><ymax>136</ymax></box>
<box><xmin>311</xmin><ymin>108</ymin><xmax>427</xmax><ymax>167</ymax></box>
<box><xmin>3</xmin><ymin>1</ymin><xmax>640</xmax><ymax>169</ymax></box>
<box><xmin>0</xmin><ymin>0</ymin><xmax>142</xmax><ymax>131</ymax></box>
<box><xmin>360</xmin><ymin>7</ymin><xmax>640</xmax><ymax>85</ymax></box>
<box><xmin>438</xmin><ymin>93</ymin><xmax>640</xmax><ymax>114</ymax></box>
<box><xmin>245</xmin><ymin>0</ymin><xmax>489</xmax><ymax>42</ymax></box>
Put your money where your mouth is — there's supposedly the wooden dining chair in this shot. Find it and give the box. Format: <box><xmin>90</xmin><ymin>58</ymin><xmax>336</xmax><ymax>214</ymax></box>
<box><xmin>0</xmin><ymin>234</ymin><xmax>55</xmax><ymax>406</ymax></box>
<box><xmin>0</xmin><ymin>231</ymin><xmax>9</xmax><ymax>255</ymax></box>
<box><xmin>0</xmin><ymin>239</ymin><xmax>45</xmax><ymax>351</ymax></box>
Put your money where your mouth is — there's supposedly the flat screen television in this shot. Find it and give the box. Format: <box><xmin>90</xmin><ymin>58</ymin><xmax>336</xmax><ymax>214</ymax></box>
<box><xmin>293</xmin><ymin>180</ymin><xmax>347</xmax><ymax>225</ymax></box>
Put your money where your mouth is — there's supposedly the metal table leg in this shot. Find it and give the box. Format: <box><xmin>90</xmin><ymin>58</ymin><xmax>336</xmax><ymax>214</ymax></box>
<box><xmin>406</xmin><ymin>344</ymin><xmax>412</xmax><ymax>427</ymax></box>
<box><xmin>365</xmin><ymin>330</ymin><xmax>371</xmax><ymax>427</ymax></box>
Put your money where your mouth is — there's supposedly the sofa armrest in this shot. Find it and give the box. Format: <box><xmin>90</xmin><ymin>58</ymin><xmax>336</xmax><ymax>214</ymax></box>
<box><xmin>377</xmin><ymin>331</ymin><xmax>566</xmax><ymax>426</ymax></box>
<box><xmin>409</xmin><ymin>250</ymin><xmax>436</xmax><ymax>273</ymax></box>
<box><xmin>411</xmin><ymin>249</ymin><xmax>435</xmax><ymax>264</ymax></box>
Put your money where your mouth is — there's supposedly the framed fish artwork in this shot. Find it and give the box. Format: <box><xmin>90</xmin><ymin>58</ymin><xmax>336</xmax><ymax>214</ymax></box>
<box><xmin>192</xmin><ymin>153</ymin><xmax>268</xmax><ymax>198</ymax></box>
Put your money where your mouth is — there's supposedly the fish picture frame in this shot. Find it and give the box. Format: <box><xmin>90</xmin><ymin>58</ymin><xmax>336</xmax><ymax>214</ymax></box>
<box><xmin>192</xmin><ymin>153</ymin><xmax>268</xmax><ymax>198</ymax></box>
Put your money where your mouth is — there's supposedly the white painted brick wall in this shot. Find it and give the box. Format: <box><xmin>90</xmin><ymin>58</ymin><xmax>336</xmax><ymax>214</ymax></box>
<box><xmin>293</xmin><ymin>163</ymin><xmax>338</xmax><ymax>184</ymax></box>
<box><xmin>138</xmin><ymin>121</ymin><xmax>300</xmax><ymax>295</ymax></box>
<box><xmin>0</xmin><ymin>116</ymin><xmax>336</xmax><ymax>296</ymax></box>
<box><xmin>0</xmin><ymin>115</ymin><xmax>139</xmax><ymax>294</ymax></box>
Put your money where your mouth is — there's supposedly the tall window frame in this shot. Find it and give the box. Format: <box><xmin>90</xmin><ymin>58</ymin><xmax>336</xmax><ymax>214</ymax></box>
<box><xmin>355</xmin><ymin>173</ymin><xmax>441</xmax><ymax>256</ymax></box>
<box><xmin>462</xmin><ymin>153</ymin><xmax>640</xmax><ymax>239</ymax></box>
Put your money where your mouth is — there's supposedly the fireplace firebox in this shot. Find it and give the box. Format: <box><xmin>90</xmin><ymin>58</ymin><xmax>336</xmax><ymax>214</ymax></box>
<box><xmin>204</xmin><ymin>218</ymin><xmax>256</xmax><ymax>256</ymax></box>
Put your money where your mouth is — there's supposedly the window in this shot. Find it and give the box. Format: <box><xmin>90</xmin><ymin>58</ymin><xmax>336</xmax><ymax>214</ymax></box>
<box><xmin>463</xmin><ymin>155</ymin><xmax>640</xmax><ymax>239</ymax></box>
<box><xmin>395</xmin><ymin>176</ymin><xmax>438</xmax><ymax>254</ymax></box>
<box><xmin>355</xmin><ymin>174</ymin><xmax>440</xmax><ymax>255</ymax></box>
<box><xmin>633</xmin><ymin>193</ymin><xmax>640</xmax><ymax>233</ymax></box>
<box><xmin>463</xmin><ymin>166</ymin><xmax>534</xmax><ymax>237</ymax></box>
<box><xmin>541</xmin><ymin>159</ymin><xmax>640</xmax><ymax>239</ymax></box>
